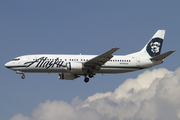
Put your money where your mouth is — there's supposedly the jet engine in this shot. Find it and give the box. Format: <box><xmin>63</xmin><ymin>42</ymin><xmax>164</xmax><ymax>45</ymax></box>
<box><xmin>58</xmin><ymin>73</ymin><xmax>79</xmax><ymax>80</ymax></box>
<box><xmin>66</xmin><ymin>62</ymin><xmax>83</xmax><ymax>72</ymax></box>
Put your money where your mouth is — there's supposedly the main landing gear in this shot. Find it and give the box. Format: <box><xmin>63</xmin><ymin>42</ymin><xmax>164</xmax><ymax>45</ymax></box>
<box><xmin>84</xmin><ymin>72</ymin><xmax>94</xmax><ymax>83</ymax></box>
<box><xmin>84</xmin><ymin>77</ymin><xmax>89</xmax><ymax>83</ymax></box>
<box><xmin>89</xmin><ymin>72</ymin><xmax>94</xmax><ymax>78</ymax></box>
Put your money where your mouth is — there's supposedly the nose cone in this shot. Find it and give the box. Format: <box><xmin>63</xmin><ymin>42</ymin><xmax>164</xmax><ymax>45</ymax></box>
<box><xmin>5</xmin><ymin>61</ymin><xmax>11</xmax><ymax>68</ymax></box>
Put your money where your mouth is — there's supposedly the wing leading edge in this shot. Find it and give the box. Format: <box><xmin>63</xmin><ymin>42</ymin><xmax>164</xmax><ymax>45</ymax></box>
<box><xmin>84</xmin><ymin>47</ymin><xmax>120</xmax><ymax>67</ymax></box>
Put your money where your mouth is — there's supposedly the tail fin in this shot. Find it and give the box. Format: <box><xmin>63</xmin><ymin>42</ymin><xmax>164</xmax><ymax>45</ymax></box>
<box><xmin>140</xmin><ymin>30</ymin><xmax>165</xmax><ymax>57</ymax></box>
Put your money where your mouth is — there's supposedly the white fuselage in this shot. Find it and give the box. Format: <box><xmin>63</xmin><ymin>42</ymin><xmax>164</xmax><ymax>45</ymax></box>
<box><xmin>5</xmin><ymin>54</ymin><xmax>161</xmax><ymax>75</ymax></box>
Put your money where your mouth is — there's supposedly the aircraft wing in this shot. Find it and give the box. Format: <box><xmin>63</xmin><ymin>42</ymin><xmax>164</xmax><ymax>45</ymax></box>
<box><xmin>84</xmin><ymin>47</ymin><xmax>120</xmax><ymax>67</ymax></box>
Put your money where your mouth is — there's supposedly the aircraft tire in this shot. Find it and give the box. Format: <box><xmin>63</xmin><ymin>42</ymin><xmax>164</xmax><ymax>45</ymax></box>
<box><xmin>89</xmin><ymin>73</ymin><xmax>93</xmax><ymax>78</ymax></box>
<box><xmin>84</xmin><ymin>77</ymin><xmax>89</xmax><ymax>83</ymax></box>
<box><xmin>21</xmin><ymin>75</ymin><xmax>25</xmax><ymax>79</ymax></box>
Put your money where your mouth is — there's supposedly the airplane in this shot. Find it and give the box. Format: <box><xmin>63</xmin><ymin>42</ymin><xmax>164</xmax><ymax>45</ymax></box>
<box><xmin>5</xmin><ymin>30</ymin><xmax>175</xmax><ymax>83</ymax></box>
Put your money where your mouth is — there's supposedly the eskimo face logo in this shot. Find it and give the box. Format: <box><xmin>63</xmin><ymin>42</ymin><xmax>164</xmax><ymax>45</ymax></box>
<box><xmin>146</xmin><ymin>38</ymin><xmax>163</xmax><ymax>57</ymax></box>
<box><xmin>150</xmin><ymin>42</ymin><xmax>161</xmax><ymax>53</ymax></box>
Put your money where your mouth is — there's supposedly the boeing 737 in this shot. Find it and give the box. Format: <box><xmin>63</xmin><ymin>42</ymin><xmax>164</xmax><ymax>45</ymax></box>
<box><xmin>5</xmin><ymin>30</ymin><xmax>175</xmax><ymax>83</ymax></box>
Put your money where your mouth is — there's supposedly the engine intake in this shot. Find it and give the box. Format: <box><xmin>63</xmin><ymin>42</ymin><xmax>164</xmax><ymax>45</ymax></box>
<box><xmin>58</xmin><ymin>73</ymin><xmax>79</xmax><ymax>80</ymax></box>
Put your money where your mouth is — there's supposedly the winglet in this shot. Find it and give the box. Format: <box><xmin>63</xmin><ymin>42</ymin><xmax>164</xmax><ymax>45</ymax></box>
<box><xmin>150</xmin><ymin>50</ymin><xmax>175</xmax><ymax>61</ymax></box>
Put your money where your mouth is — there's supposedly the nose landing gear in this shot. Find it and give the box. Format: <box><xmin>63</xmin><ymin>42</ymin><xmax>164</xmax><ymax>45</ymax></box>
<box><xmin>21</xmin><ymin>74</ymin><xmax>25</xmax><ymax>79</ymax></box>
<box><xmin>16</xmin><ymin>71</ymin><xmax>25</xmax><ymax>79</ymax></box>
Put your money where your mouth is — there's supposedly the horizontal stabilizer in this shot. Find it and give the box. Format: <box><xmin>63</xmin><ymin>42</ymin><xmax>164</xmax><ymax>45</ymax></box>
<box><xmin>150</xmin><ymin>50</ymin><xmax>175</xmax><ymax>61</ymax></box>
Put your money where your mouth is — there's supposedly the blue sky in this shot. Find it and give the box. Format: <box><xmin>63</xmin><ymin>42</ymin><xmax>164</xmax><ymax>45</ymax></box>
<box><xmin>1</xmin><ymin>1</ymin><xmax>179</xmax><ymax>120</ymax></box>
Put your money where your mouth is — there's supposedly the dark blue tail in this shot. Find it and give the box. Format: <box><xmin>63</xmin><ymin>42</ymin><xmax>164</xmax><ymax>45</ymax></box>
<box><xmin>146</xmin><ymin>37</ymin><xmax>163</xmax><ymax>57</ymax></box>
<box><xmin>139</xmin><ymin>30</ymin><xmax>165</xmax><ymax>58</ymax></box>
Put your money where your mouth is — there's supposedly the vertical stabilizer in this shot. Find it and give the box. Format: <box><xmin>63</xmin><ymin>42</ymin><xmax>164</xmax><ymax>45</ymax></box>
<box><xmin>139</xmin><ymin>30</ymin><xmax>165</xmax><ymax>57</ymax></box>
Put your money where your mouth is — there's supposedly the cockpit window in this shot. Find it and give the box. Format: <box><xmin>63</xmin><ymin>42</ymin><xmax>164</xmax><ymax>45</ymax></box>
<box><xmin>12</xmin><ymin>58</ymin><xmax>20</xmax><ymax>61</ymax></box>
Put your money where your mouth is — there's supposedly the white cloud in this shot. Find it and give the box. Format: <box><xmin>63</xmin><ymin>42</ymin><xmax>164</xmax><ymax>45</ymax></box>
<box><xmin>31</xmin><ymin>100</ymin><xmax>76</xmax><ymax>120</ymax></box>
<box><xmin>9</xmin><ymin>113</ymin><xmax>31</xmax><ymax>120</ymax></box>
<box><xmin>10</xmin><ymin>67</ymin><xmax>180</xmax><ymax>120</ymax></box>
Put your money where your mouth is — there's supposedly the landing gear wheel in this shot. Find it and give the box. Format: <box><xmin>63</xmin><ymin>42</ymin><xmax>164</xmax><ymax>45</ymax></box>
<box><xmin>21</xmin><ymin>75</ymin><xmax>25</xmax><ymax>79</ymax></box>
<box><xmin>84</xmin><ymin>77</ymin><xmax>89</xmax><ymax>83</ymax></box>
<box><xmin>89</xmin><ymin>73</ymin><xmax>94</xmax><ymax>78</ymax></box>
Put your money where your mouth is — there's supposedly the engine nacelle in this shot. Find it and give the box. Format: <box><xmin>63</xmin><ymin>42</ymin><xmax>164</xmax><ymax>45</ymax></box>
<box><xmin>59</xmin><ymin>73</ymin><xmax>79</xmax><ymax>80</ymax></box>
<box><xmin>66</xmin><ymin>62</ymin><xmax>83</xmax><ymax>72</ymax></box>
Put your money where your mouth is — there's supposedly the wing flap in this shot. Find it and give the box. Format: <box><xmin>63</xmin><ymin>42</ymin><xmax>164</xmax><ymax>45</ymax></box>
<box><xmin>150</xmin><ymin>50</ymin><xmax>175</xmax><ymax>61</ymax></box>
<box><xmin>84</xmin><ymin>47</ymin><xmax>120</xmax><ymax>66</ymax></box>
